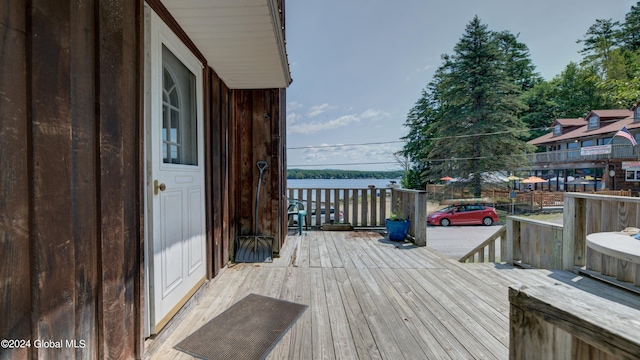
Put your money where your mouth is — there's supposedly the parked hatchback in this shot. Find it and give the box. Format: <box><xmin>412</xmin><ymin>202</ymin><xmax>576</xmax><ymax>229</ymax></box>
<box><xmin>427</xmin><ymin>204</ymin><xmax>498</xmax><ymax>226</ymax></box>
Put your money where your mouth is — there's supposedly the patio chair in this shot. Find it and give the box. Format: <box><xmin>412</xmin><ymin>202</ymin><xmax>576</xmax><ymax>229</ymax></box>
<box><xmin>287</xmin><ymin>199</ymin><xmax>308</xmax><ymax>235</ymax></box>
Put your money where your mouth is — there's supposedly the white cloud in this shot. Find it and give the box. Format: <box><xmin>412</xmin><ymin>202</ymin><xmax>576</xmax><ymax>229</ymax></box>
<box><xmin>287</xmin><ymin>101</ymin><xmax>304</xmax><ymax>112</ymax></box>
<box><xmin>287</xmin><ymin>112</ymin><xmax>301</xmax><ymax>125</ymax></box>
<box><xmin>416</xmin><ymin>64</ymin><xmax>432</xmax><ymax>72</ymax></box>
<box><xmin>360</xmin><ymin>108</ymin><xmax>389</xmax><ymax>121</ymax></box>
<box><xmin>288</xmin><ymin>114</ymin><xmax>360</xmax><ymax>135</ymax></box>
<box><xmin>307</xmin><ymin>103</ymin><xmax>335</xmax><ymax>118</ymax></box>
<box><xmin>299</xmin><ymin>143</ymin><xmax>403</xmax><ymax>166</ymax></box>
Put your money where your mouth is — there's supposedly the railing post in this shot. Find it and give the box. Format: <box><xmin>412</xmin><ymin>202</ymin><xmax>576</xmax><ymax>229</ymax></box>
<box><xmin>563</xmin><ymin>194</ymin><xmax>579</xmax><ymax>270</ymax></box>
<box><xmin>505</xmin><ymin>217</ymin><xmax>515</xmax><ymax>265</ymax></box>
<box><xmin>414</xmin><ymin>191</ymin><xmax>427</xmax><ymax>246</ymax></box>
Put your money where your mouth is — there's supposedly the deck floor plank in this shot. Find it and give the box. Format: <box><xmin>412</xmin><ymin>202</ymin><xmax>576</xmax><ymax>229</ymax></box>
<box><xmin>333</xmin><ymin>231</ymin><xmax>358</xmax><ymax>268</ymax></box>
<box><xmin>368</xmin><ymin>268</ymin><xmax>456</xmax><ymax>359</ymax></box>
<box><xmin>400</xmin><ymin>268</ymin><xmax>504</xmax><ymax>358</ymax></box>
<box><xmin>147</xmin><ymin>230</ymin><xmax>599</xmax><ymax>360</ymax></box>
<box><xmin>343</xmin><ymin>267</ymin><xmax>407</xmax><ymax>360</ymax></box>
<box><xmin>322</xmin><ymin>268</ymin><xmax>360</xmax><ymax>359</ymax></box>
<box><xmin>332</xmin><ymin>267</ymin><xmax>383</xmax><ymax>360</ymax></box>
<box><xmin>310</xmin><ymin>267</ymin><xmax>335</xmax><ymax>359</ymax></box>
<box><xmin>309</xmin><ymin>233</ymin><xmax>322</xmax><ymax>268</ymax></box>
<box><xmin>323</xmin><ymin>232</ymin><xmax>344</xmax><ymax>268</ymax></box>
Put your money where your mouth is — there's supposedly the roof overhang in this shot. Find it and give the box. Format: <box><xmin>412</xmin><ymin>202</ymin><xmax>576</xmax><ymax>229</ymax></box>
<box><xmin>161</xmin><ymin>0</ymin><xmax>292</xmax><ymax>89</ymax></box>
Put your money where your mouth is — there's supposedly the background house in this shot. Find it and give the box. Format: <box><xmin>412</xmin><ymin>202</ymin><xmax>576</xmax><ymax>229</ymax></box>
<box><xmin>527</xmin><ymin>104</ymin><xmax>640</xmax><ymax>193</ymax></box>
<box><xmin>1</xmin><ymin>0</ymin><xmax>290</xmax><ymax>358</ymax></box>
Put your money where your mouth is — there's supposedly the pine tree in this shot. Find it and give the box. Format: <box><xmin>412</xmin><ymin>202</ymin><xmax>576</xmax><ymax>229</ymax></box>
<box><xmin>620</xmin><ymin>1</ymin><xmax>640</xmax><ymax>52</ymax></box>
<box><xmin>426</xmin><ymin>16</ymin><xmax>531</xmax><ymax>197</ymax></box>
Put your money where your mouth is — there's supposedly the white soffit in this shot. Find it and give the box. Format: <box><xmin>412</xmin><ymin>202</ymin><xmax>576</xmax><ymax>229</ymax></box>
<box><xmin>162</xmin><ymin>0</ymin><xmax>291</xmax><ymax>89</ymax></box>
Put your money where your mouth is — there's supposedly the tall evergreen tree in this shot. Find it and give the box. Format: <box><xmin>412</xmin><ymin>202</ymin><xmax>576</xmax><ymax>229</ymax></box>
<box><xmin>620</xmin><ymin>1</ymin><xmax>640</xmax><ymax>52</ymax></box>
<box><xmin>426</xmin><ymin>16</ymin><xmax>531</xmax><ymax>197</ymax></box>
<box><xmin>400</xmin><ymin>88</ymin><xmax>438</xmax><ymax>189</ymax></box>
<box><xmin>577</xmin><ymin>18</ymin><xmax>621</xmax><ymax>78</ymax></box>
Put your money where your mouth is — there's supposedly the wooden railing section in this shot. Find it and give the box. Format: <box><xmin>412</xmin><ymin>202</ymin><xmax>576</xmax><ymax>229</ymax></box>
<box><xmin>459</xmin><ymin>225</ymin><xmax>506</xmax><ymax>263</ymax></box>
<box><xmin>287</xmin><ymin>186</ymin><xmax>391</xmax><ymax>227</ymax></box>
<box><xmin>505</xmin><ymin>217</ymin><xmax>564</xmax><ymax>269</ymax></box>
<box><xmin>391</xmin><ymin>188</ymin><xmax>428</xmax><ymax>246</ymax></box>
<box><xmin>287</xmin><ymin>187</ymin><xmax>427</xmax><ymax>246</ymax></box>
<box><xmin>563</xmin><ymin>192</ymin><xmax>640</xmax><ymax>270</ymax></box>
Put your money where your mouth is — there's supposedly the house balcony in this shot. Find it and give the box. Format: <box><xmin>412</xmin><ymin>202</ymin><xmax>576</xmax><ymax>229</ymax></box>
<box><xmin>524</xmin><ymin>144</ymin><xmax>638</xmax><ymax>170</ymax></box>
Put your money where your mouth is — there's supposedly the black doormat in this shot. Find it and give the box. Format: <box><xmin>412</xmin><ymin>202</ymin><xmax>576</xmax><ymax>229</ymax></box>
<box><xmin>174</xmin><ymin>293</ymin><xmax>307</xmax><ymax>360</ymax></box>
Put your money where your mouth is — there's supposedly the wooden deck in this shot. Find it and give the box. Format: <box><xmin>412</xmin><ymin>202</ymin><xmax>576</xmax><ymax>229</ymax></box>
<box><xmin>144</xmin><ymin>231</ymin><xmax>602</xmax><ymax>359</ymax></box>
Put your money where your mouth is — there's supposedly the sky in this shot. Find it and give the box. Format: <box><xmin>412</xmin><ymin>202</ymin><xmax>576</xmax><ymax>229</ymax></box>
<box><xmin>284</xmin><ymin>0</ymin><xmax>636</xmax><ymax>172</ymax></box>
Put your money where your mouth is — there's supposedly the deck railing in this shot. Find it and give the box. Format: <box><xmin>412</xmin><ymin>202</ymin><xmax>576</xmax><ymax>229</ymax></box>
<box><xmin>287</xmin><ymin>186</ymin><xmax>392</xmax><ymax>227</ymax></box>
<box><xmin>287</xmin><ymin>187</ymin><xmax>427</xmax><ymax>246</ymax></box>
<box><xmin>459</xmin><ymin>225</ymin><xmax>506</xmax><ymax>263</ymax></box>
<box><xmin>502</xmin><ymin>192</ymin><xmax>640</xmax><ymax>271</ymax></box>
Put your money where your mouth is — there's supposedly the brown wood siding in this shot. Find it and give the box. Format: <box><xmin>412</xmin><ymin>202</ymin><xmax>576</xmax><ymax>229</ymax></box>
<box><xmin>1</xmin><ymin>1</ymin><xmax>287</xmax><ymax>358</ymax></box>
<box><xmin>97</xmin><ymin>1</ymin><xmax>141</xmax><ymax>358</ymax></box>
<box><xmin>209</xmin><ymin>69</ymin><xmax>233</xmax><ymax>275</ymax></box>
<box><xmin>1</xmin><ymin>1</ymin><xmax>142</xmax><ymax>358</ymax></box>
<box><xmin>221</xmin><ymin>82</ymin><xmax>232</xmax><ymax>268</ymax></box>
<box><xmin>0</xmin><ymin>1</ymin><xmax>31</xmax><ymax>359</ymax></box>
<box><xmin>231</xmin><ymin>90</ymin><xmax>286</xmax><ymax>255</ymax></box>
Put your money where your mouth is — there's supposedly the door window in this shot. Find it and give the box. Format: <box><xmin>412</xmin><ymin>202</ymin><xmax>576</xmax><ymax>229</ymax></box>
<box><xmin>162</xmin><ymin>45</ymin><xmax>197</xmax><ymax>165</ymax></box>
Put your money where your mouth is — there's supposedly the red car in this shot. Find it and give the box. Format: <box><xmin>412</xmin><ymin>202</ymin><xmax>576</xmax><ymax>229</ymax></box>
<box><xmin>427</xmin><ymin>204</ymin><xmax>498</xmax><ymax>226</ymax></box>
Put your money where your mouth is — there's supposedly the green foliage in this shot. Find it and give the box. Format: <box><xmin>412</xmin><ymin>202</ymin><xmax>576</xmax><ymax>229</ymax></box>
<box><xmin>410</xmin><ymin>16</ymin><xmax>534</xmax><ymax>197</ymax></box>
<box><xmin>286</xmin><ymin>169</ymin><xmax>403</xmax><ymax>180</ymax></box>
<box><xmin>402</xmin><ymin>4</ymin><xmax>640</xmax><ymax>197</ymax></box>
<box><xmin>388</xmin><ymin>199</ymin><xmax>406</xmax><ymax>221</ymax></box>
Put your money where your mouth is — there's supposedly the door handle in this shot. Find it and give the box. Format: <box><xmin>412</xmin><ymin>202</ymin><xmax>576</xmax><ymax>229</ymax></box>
<box><xmin>154</xmin><ymin>180</ymin><xmax>166</xmax><ymax>195</ymax></box>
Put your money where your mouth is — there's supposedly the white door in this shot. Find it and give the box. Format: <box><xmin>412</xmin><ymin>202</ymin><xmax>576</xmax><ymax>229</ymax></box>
<box><xmin>146</xmin><ymin>9</ymin><xmax>206</xmax><ymax>334</ymax></box>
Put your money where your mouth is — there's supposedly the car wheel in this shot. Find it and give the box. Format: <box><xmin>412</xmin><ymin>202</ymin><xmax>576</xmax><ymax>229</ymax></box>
<box><xmin>483</xmin><ymin>217</ymin><xmax>493</xmax><ymax>226</ymax></box>
<box><xmin>440</xmin><ymin>218</ymin><xmax>450</xmax><ymax>227</ymax></box>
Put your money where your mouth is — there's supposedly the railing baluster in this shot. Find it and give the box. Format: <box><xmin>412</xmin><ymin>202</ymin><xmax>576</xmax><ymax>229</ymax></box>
<box><xmin>370</xmin><ymin>186</ymin><xmax>377</xmax><ymax>227</ymax></box>
<box><xmin>352</xmin><ymin>189</ymin><xmax>359</xmax><ymax>227</ymax></box>
<box><xmin>315</xmin><ymin>189</ymin><xmax>321</xmax><ymax>226</ymax></box>
<box><xmin>343</xmin><ymin>189</ymin><xmax>350</xmax><ymax>224</ymax></box>
<box><xmin>361</xmin><ymin>188</ymin><xmax>368</xmax><ymax>226</ymax></box>
<box><xmin>380</xmin><ymin>189</ymin><xmax>387</xmax><ymax>224</ymax></box>
<box><xmin>324</xmin><ymin>189</ymin><xmax>331</xmax><ymax>225</ymax></box>
<box><xmin>334</xmin><ymin>189</ymin><xmax>340</xmax><ymax>223</ymax></box>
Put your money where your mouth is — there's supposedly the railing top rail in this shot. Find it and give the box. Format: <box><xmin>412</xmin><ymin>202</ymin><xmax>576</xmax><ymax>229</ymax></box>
<box><xmin>506</xmin><ymin>216</ymin><xmax>563</xmax><ymax>228</ymax></box>
<box><xmin>392</xmin><ymin>188</ymin><xmax>427</xmax><ymax>194</ymax></box>
<box><xmin>458</xmin><ymin>225</ymin><xmax>506</xmax><ymax>262</ymax></box>
<box><xmin>287</xmin><ymin>187</ymin><xmax>392</xmax><ymax>190</ymax></box>
<box><xmin>564</xmin><ymin>192</ymin><xmax>640</xmax><ymax>202</ymax></box>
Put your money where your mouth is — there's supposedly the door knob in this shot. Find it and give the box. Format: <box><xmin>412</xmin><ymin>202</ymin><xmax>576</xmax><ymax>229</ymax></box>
<box><xmin>154</xmin><ymin>180</ymin><xmax>166</xmax><ymax>195</ymax></box>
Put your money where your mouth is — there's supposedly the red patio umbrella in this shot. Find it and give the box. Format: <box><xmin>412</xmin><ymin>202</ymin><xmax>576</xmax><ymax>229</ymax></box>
<box><xmin>440</xmin><ymin>176</ymin><xmax>453</xmax><ymax>181</ymax></box>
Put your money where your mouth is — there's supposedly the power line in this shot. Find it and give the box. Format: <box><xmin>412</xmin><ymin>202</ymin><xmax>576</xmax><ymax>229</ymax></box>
<box><xmin>287</xmin><ymin>126</ymin><xmax>549</xmax><ymax>150</ymax></box>
<box><xmin>287</xmin><ymin>140</ymin><xmax>404</xmax><ymax>150</ymax></box>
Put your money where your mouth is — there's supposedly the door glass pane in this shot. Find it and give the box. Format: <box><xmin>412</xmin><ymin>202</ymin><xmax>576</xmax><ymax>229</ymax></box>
<box><xmin>162</xmin><ymin>45</ymin><xmax>198</xmax><ymax>165</ymax></box>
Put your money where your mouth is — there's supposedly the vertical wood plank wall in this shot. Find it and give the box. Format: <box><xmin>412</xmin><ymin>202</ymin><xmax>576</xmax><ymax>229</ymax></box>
<box><xmin>0</xmin><ymin>1</ymin><xmax>31</xmax><ymax>359</ymax></box>
<box><xmin>0</xmin><ymin>1</ymin><xmax>287</xmax><ymax>358</ymax></box>
<box><xmin>1</xmin><ymin>1</ymin><xmax>142</xmax><ymax>358</ymax></box>
<box><xmin>231</xmin><ymin>89</ymin><xmax>286</xmax><ymax>256</ymax></box>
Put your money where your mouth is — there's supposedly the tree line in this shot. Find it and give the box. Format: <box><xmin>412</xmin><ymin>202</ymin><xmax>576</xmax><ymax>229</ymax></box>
<box><xmin>287</xmin><ymin>169</ymin><xmax>404</xmax><ymax>180</ymax></box>
<box><xmin>401</xmin><ymin>3</ymin><xmax>640</xmax><ymax>195</ymax></box>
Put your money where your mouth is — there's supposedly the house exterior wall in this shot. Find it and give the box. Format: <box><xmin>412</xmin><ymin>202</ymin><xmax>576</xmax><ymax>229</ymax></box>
<box><xmin>0</xmin><ymin>1</ymin><xmax>288</xmax><ymax>358</ymax></box>
<box><xmin>1</xmin><ymin>1</ymin><xmax>142</xmax><ymax>358</ymax></box>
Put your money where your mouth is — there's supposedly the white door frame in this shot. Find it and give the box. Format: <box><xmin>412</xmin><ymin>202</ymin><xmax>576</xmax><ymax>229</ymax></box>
<box><xmin>143</xmin><ymin>4</ymin><xmax>206</xmax><ymax>336</ymax></box>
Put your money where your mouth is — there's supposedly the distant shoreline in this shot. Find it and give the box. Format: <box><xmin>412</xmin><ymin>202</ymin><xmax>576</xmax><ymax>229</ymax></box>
<box><xmin>287</xmin><ymin>168</ymin><xmax>403</xmax><ymax>180</ymax></box>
